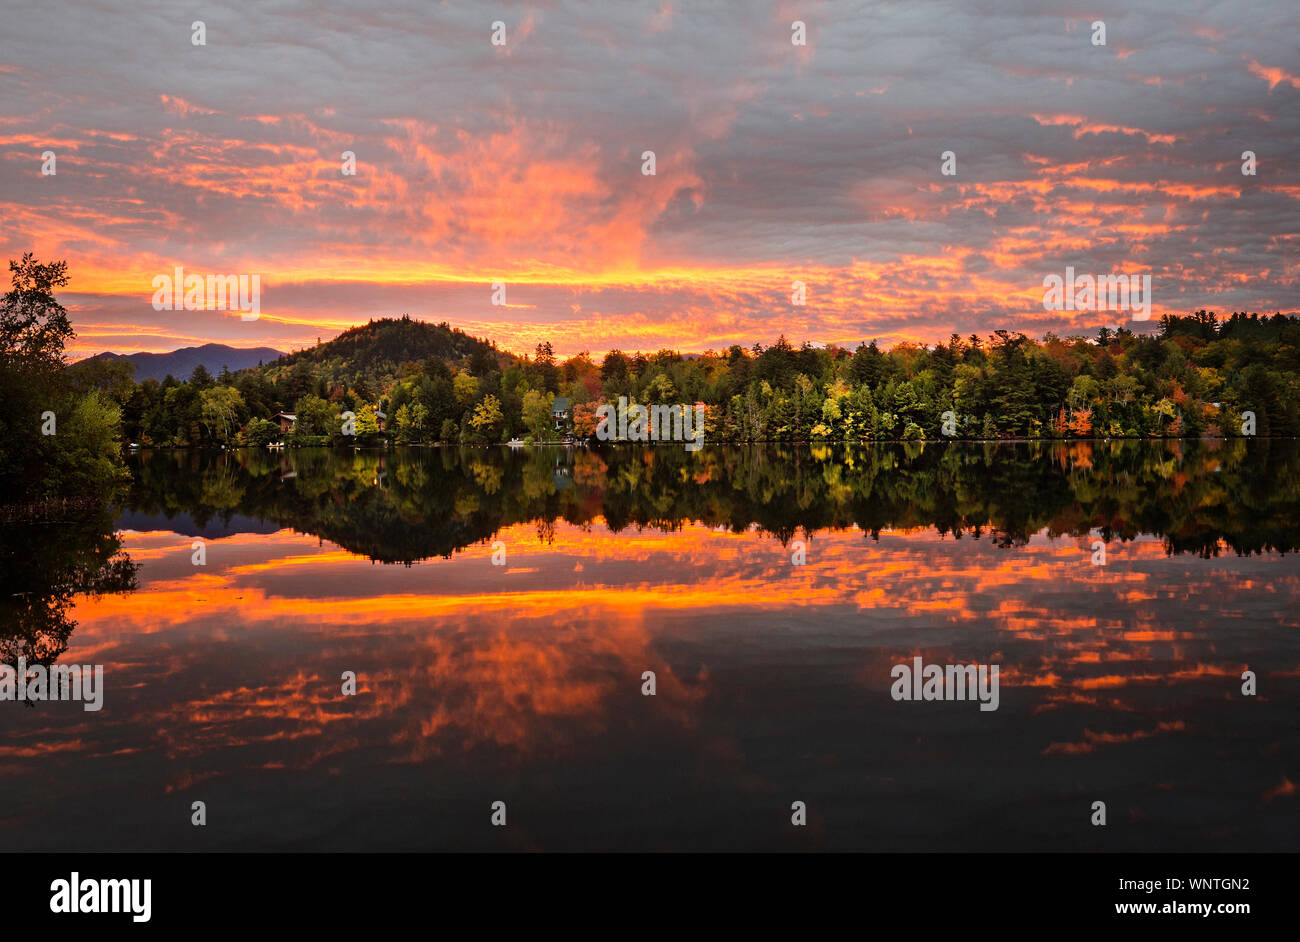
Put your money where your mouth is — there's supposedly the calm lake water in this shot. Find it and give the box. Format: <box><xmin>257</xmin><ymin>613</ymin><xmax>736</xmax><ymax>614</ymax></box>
<box><xmin>2</xmin><ymin>441</ymin><xmax>1298</xmax><ymax>851</ymax></box>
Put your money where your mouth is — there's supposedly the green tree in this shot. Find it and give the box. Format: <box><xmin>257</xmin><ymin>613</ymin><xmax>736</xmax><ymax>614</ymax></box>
<box><xmin>0</xmin><ymin>254</ymin><xmax>72</xmax><ymax>372</ymax></box>
<box><xmin>243</xmin><ymin>417</ymin><xmax>279</xmax><ymax>447</ymax></box>
<box><xmin>199</xmin><ymin>386</ymin><xmax>245</xmax><ymax>442</ymax></box>
<box><xmin>293</xmin><ymin>394</ymin><xmax>336</xmax><ymax>437</ymax></box>
<box><xmin>189</xmin><ymin>363</ymin><xmax>214</xmax><ymax>389</ymax></box>
<box><xmin>521</xmin><ymin>389</ymin><xmax>555</xmax><ymax>440</ymax></box>
<box><xmin>39</xmin><ymin>391</ymin><xmax>130</xmax><ymax>499</ymax></box>
<box><xmin>1</xmin><ymin>256</ymin><xmax>127</xmax><ymax>506</ymax></box>
<box><xmin>1</xmin><ymin>255</ymin><xmax>75</xmax><ymax>499</ymax></box>
<box><xmin>453</xmin><ymin>372</ymin><xmax>479</xmax><ymax>407</ymax></box>
<box><xmin>354</xmin><ymin>404</ymin><xmax>382</xmax><ymax>441</ymax></box>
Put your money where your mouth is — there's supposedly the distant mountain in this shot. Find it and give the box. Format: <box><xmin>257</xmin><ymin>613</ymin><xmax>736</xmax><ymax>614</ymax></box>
<box><xmin>85</xmin><ymin>343</ymin><xmax>285</xmax><ymax>382</ymax></box>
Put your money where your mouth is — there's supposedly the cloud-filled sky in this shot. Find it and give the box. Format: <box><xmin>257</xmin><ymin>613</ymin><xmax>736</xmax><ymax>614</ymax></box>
<box><xmin>1</xmin><ymin>0</ymin><xmax>1297</xmax><ymax>358</ymax></box>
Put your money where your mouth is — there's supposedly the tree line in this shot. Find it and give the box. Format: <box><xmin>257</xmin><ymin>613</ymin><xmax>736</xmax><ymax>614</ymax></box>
<box><xmin>81</xmin><ymin>312</ymin><xmax>1300</xmax><ymax>449</ymax></box>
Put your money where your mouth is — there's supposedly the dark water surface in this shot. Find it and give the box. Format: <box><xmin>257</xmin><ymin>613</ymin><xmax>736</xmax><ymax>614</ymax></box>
<box><xmin>2</xmin><ymin>440</ymin><xmax>1297</xmax><ymax>850</ymax></box>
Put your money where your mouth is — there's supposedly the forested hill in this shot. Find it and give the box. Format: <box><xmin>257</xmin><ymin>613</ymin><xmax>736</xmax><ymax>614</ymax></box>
<box><xmin>252</xmin><ymin>316</ymin><xmax>510</xmax><ymax>391</ymax></box>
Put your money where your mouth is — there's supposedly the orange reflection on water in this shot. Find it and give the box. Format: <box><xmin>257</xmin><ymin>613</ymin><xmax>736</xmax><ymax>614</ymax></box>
<box><xmin>16</xmin><ymin>518</ymin><xmax>1290</xmax><ymax>796</ymax></box>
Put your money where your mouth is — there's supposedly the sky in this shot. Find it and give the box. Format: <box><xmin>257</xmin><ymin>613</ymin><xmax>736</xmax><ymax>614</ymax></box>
<box><xmin>1</xmin><ymin>0</ymin><xmax>1297</xmax><ymax>359</ymax></box>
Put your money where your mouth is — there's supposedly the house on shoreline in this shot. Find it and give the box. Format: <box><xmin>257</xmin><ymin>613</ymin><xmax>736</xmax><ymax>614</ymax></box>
<box><xmin>552</xmin><ymin>397</ymin><xmax>570</xmax><ymax>433</ymax></box>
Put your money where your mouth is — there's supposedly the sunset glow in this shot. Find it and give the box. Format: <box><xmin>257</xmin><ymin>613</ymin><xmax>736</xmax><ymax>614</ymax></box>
<box><xmin>2</xmin><ymin>3</ymin><xmax>1296</xmax><ymax>358</ymax></box>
